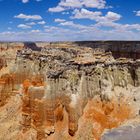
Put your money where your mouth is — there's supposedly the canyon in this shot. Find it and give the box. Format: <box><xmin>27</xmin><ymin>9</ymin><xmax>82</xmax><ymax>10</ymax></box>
<box><xmin>1</xmin><ymin>41</ymin><xmax>140</xmax><ymax>140</ymax></box>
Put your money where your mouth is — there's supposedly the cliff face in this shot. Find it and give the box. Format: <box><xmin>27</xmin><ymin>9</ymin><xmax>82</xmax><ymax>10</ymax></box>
<box><xmin>74</xmin><ymin>41</ymin><xmax>140</xmax><ymax>59</ymax></box>
<box><xmin>1</xmin><ymin>41</ymin><xmax>140</xmax><ymax>140</ymax></box>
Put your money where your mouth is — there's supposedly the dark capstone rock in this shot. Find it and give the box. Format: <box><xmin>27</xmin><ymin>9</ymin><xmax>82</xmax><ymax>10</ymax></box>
<box><xmin>24</xmin><ymin>42</ymin><xmax>41</xmax><ymax>51</ymax></box>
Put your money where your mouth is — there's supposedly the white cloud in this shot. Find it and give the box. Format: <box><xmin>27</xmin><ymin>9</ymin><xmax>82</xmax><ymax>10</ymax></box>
<box><xmin>106</xmin><ymin>11</ymin><xmax>121</xmax><ymax>21</ymax></box>
<box><xmin>49</xmin><ymin>6</ymin><xmax>66</xmax><ymax>12</ymax></box>
<box><xmin>60</xmin><ymin>21</ymin><xmax>75</xmax><ymax>26</ymax></box>
<box><xmin>21</xmin><ymin>0</ymin><xmax>42</xmax><ymax>3</ymax></box>
<box><xmin>59</xmin><ymin>21</ymin><xmax>87</xmax><ymax>29</ymax></box>
<box><xmin>48</xmin><ymin>0</ymin><xmax>107</xmax><ymax>12</ymax></box>
<box><xmin>72</xmin><ymin>8</ymin><xmax>102</xmax><ymax>21</ymax></box>
<box><xmin>134</xmin><ymin>10</ymin><xmax>140</xmax><ymax>16</ymax></box>
<box><xmin>31</xmin><ymin>30</ymin><xmax>40</xmax><ymax>33</ymax></box>
<box><xmin>96</xmin><ymin>20</ymin><xmax>140</xmax><ymax>31</ymax></box>
<box><xmin>0</xmin><ymin>26</ymin><xmax>139</xmax><ymax>42</ymax></box>
<box><xmin>14</xmin><ymin>13</ymin><xmax>42</xmax><ymax>20</ymax></box>
<box><xmin>17</xmin><ymin>24</ymin><xmax>31</xmax><ymax>29</ymax></box>
<box><xmin>26</xmin><ymin>22</ymin><xmax>36</xmax><ymax>25</ymax></box>
<box><xmin>8</xmin><ymin>27</ymin><xmax>12</xmax><ymax>30</ymax></box>
<box><xmin>3</xmin><ymin>0</ymin><xmax>140</xmax><ymax>41</ymax></box>
<box><xmin>72</xmin><ymin>8</ymin><xmax>121</xmax><ymax>22</ymax></box>
<box><xmin>55</xmin><ymin>18</ymin><xmax>66</xmax><ymax>22</ymax></box>
<box><xmin>59</xmin><ymin>0</ymin><xmax>82</xmax><ymax>8</ymax></box>
<box><xmin>62</xmin><ymin>11</ymin><xmax>69</xmax><ymax>15</ymax></box>
<box><xmin>16</xmin><ymin>21</ymin><xmax>45</xmax><ymax>29</ymax></box>
<box><xmin>38</xmin><ymin>21</ymin><xmax>46</xmax><ymax>25</ymax></box>
<box><xmin>82</xmin><ymin>0</ymin><xmax>106</xmax><ymax>9</ymax></box>
<box><xmin>22</xmin><ymin>0</ymin><xmax>29</xmax><ymax>3</ymax></box>
<box><xmin>44</xmin><ymin>26</ymin><xmax>60</xmax><ymax>32</ymax></box>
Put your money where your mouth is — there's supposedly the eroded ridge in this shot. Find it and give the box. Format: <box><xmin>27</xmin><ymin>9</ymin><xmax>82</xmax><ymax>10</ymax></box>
<box><xmin>0</xmin><ymin>42</ymin><xmax>140</xmax><ymax>140</ymax></box>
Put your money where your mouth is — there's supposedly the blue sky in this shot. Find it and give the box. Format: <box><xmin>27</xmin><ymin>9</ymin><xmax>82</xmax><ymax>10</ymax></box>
<box><xmin>1</xmin><ymin>0</ymin><xmax>140</xmax><ymax>41</ymax></box>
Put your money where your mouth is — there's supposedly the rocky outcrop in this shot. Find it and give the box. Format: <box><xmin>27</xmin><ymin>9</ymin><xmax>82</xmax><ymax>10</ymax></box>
<box><xmin>0</xmin><ymin>44</ymin><xmax>24</xmax><ymax>106</ymax></box>
<box><xmin>0</xmin><ymin>57</ymin><xmax>7</xmax><ymax>70</ymax></box>
<box><xmin>24</xmin><ymin>42</ymin><xmax>41</xmax><ymax>51</ymax></box>
<box><xmin>12</xmin><ymin>42</ymin><xmax>140</xmax><ymax>139</ymax></box>
<box><xmin>74</xmin><ymin>41</ymin><xmax>140</xmax><ymax>59</ymax></box>
<box><xmin>1</xmin><ymin>41</ymin><xmax>140</xmax><ymax>140</ymax></box>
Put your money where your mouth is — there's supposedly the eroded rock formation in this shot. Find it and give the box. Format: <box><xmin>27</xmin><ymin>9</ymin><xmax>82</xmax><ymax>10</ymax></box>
<box><xmin>1</xmin><ymin>41</ymin><xmax>140</xmax><ymax>140</ymax></box>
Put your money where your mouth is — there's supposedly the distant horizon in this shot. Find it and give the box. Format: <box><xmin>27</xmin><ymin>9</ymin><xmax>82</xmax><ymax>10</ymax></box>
<box><xmin>1</xmin><ymin>0</ymin><xmax>140</xmax><ymax>41</ymax></box>
<box><xmin>2</xmin><ymin>40</ymin><xmax>140</xmax><ymax>43</ymax></box>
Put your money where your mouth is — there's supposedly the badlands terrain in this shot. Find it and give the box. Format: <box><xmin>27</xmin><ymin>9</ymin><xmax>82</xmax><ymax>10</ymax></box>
<box><xmin>1</xmin><ymin>41</ymin><xmax>140</xmax><ymax>140</ymax></box>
